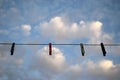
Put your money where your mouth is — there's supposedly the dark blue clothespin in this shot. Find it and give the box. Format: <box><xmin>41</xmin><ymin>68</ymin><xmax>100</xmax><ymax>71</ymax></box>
<box><xmin>100</xmin><ymin>43</ymin><xmax>106</xmax><ymax>56</ymax></box>
<box><xmin>80</xmin><ymin>43</ymin><xmax>85</xmax><ymax>56</ymax></box>
<box><xmin>10</xmin><ymin>42</ymin><xmax>15</xmax><ymax>55</ymax></box>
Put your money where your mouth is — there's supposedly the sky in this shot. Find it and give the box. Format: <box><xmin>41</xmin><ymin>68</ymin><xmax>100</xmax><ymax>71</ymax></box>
<box><xmin>0</xmin><ymin>0</ymin><xmax>120</xmax><ymax>80</ymax></box>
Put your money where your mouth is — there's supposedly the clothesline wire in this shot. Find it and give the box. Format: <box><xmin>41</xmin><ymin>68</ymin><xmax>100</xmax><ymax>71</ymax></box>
<box><xmin>0</xmin><ymin>43</ymin><xmax>120</xmax><ymax>46</ymax></box>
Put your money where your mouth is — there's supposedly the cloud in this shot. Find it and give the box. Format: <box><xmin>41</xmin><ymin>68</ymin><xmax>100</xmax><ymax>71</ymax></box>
<box><xmin>21</xmin><ymin>24</ymin><xmax>31</xmax><ymax>36</ymax></box>
<box><xmin>0</xmin><ymin>0</ymin><xmax>119</xmax><ymax>80</ymax></box>
<box><xmin>87</xmin><ymin>59</ymin><xmax>115</xmax><ymax>71</ymax></box>
<box><xmin>85</xmin><ymin>59</ymin><xmax>120</xmax><ymax>80</ymax></box>
<box><xmin>39</xmin><ymin>16</ymin><xmax>120</xmax><ymax>56</ymax></box>
<box><xmin>99</xmin><ymin>60</ymin><xmax>115</xmax><ymax>70</ymax></box>
<box><xmin>0</xmin><ymin>45</ymin><xmax>26</xmax><ymax>80</ymax></box>
<box><xmin>58</xmin><ymin>59</ymin><xmax>120</xmax><ymax>80</ymax></box>
<box><xmin>0</xmin><ymin>44</ymin><xmax>120</xmax><ymax>80</ymax></box>
<box><xmin>28</xmin><ymin>46</ymin><xmax>120</xmax><ymax>80</ymax></box>
<box><xmin>30</xmin><ymin>46</ymin><xmax>67</xmax><ymax>80</ymax></box>
<box><xmin>59</xmin><ymin>64</ymin><xmax>82</xmax><ymax>80</ymax></box>
<box><xmin>39</xmin><ymin>16</ymin><xmax>119</xmax><ymax>57</ymax></box>
<box><xmin>89</xmin><ymin>21</ymin><xmax>102</xmax><ymax>43</ymax></box>
<box><xmin>39</xmin><ymin>16</ymin><xmax>113</xmax><ymax>43</ymax></box>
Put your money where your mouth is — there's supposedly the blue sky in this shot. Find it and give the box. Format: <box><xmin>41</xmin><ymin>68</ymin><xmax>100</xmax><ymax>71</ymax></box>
<box><xmin>0</xmin><ymin>0</ymin><xmax>120</xmax><ymax>80</ymax></box>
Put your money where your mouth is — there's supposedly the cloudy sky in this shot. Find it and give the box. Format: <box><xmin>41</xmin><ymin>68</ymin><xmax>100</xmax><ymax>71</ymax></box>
<box><xmin>0</xmin><ymin>0</ymin><xmax>120</xmax><ymax>80</ymax></box>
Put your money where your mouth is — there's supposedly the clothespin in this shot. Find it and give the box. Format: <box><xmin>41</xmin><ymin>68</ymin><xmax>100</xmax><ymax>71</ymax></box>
<box><xmin>10</xmin><ymin>42</ymin><xmax>15</xmax><ymax>55</ymax></box>
<box><xmin>80</xmin><ymin>43</ymin><xmax>85</xmax><ymax>56</ymax></box>
<box><xmin>49</xmin><ymin>43</ymin><xmax>52</xmax><ymax>55</ymax></box>
<box><xmin>100</xmin><ymin>43</ymin><xmax>106</xmax><ymax>56</ymax></box>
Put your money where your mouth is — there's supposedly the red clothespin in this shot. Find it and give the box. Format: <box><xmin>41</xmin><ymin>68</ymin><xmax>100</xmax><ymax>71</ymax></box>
<box><xmin>49</xmin><ymin>43</ymin><xmax>52</xmax><ymax>55</ymax></box>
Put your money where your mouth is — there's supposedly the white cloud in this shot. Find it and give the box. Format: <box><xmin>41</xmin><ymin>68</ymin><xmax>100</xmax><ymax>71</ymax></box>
<box><xmin>68</xmin><ymin>64</ymin><xmax>81</xmax><ymax>73</ymax></box>
<box><xmin>99</xmin><ymin>60</ymin><xmax>115</xmax><ymax>70</ymax></box>
<box><xmin>87</xmin><ymin>60</ymin><xmax>115</xmax><ymax>71</ymax></box>
<box><xmin>37</xmin><ymin>46</ymin><xmax>66</xmax><ymax>71</ymax></box>
<box><xmin>39</xmin><ymin>16</ymin><xmax>115</xmax><ymax>57</ymax></box>
<box><xmin>90</xmin><ymin>21</ymin><xmax>102</xmax><ymax>33</ymax></box>
<box><xmin>61</xmin><ymin>64</ymin><xmax>82</xmax><ymax>80</ymax></box>
<box><xmin>38</xmin><ymin>16</ymin><xmax>119</xmax><ymax>57</ymax></box>
<box><xmin>0</xmin><ymin>45</ymin><xmax>26</xmax><ymax>80</ymax></box>
<box><xmin>39</xmin><ymin>16</ymin><xmax>112</xmax><ymax>43</ymax></box>
<box><xmin>58</xmin><ymin>59</ymin><xmax>120</xmax><ymax>80</ymax></box>
<box><xmin>0</xmin><ymin>44</ymin><xmax>120</xmax><ymax>80</ymax></box>
<box><xmin>101</xmin><ymin>33</ymin><xmax>113</xmax><ymax>43</ymax></box>
<box><xmin>29</xmin><ymin>46</ymin><xmax>67</xmax><ymax>80</ymax></box>
<box><xmin>89</xmin><ymin>21</ymin><xmax>102</xmax><ymax>43</ymax></box>
<box><xmin>29</xmin><ymin>46</ymin><xmax>83</xmax><ymax>80</ymax></box>
<box><xmin>21</xmin><ymin>24</ymin><xmax>31</xmax><ymax>36</ymax></box>
<box><xmin>27</xmin><ymin>46</ymin><xmax>120</xmax><ymax>80</ymax></box>
<box><xmin>85</xmin><ymin>60</ymin><xmax>120</xmax><ymax>80</ymax></box>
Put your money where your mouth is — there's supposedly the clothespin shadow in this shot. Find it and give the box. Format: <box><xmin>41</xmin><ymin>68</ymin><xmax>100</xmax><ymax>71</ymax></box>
<box><xmin>10</xmin><ymin>42</ymin><xmax>15</xmax><ymax>55</ymax></box>
<box><xmin>49</xmin><ymin>43</ymin><xmax>52</xmax><ymax>55</ymax></box>
<box><xmin>80</xmin><ymin>43</ymin><xmax>85</xmax><ymax>56</ymax></box>
<box><xmin>100</xmin><ymin>43</ymin><xmax>106</xmax><ymax>56</ymax></box>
